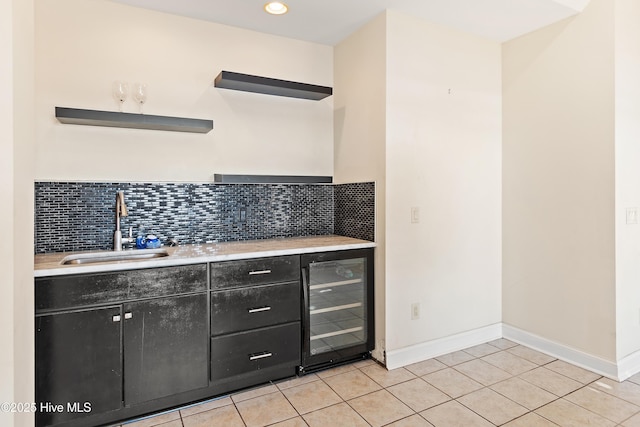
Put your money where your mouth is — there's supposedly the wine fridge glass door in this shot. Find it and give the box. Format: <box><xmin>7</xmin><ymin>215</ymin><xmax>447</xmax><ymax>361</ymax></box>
<box><xmin>308</xmin><ymin>257</ymin><xmax>367</xmax><ymax>357</ymax></box>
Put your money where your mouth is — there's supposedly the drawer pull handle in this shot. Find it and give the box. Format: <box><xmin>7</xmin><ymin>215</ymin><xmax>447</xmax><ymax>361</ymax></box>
<box><xmin>248</xmin><ymin>306</ymin><xmax>272</xmax><ymax>313</ymax></box>
<box><xmin>249</xmin><ymin>352</ymin><xmax>273</xmax><ymax>361</ymax></box>
<box><xmin>124</xmin><ymin>312</ymin><xmax>133</xmax><ymax>320</ymax></box>
<box><xmin>112</xmin><ymin>315</ymin><xmax>121</xmax><ymax>322</ymax></box>
<box><xmin>249</xmin><ymin>269</ymin><xmax>272</xmax><ymax>275</ymax></box>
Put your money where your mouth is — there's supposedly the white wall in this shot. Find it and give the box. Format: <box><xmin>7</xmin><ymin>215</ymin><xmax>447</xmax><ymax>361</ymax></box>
<box><xmin>334</xmin><ymin>12</ymin><xmax>387</xmax><ymax>361</ymax></box>
<box><xmin>2</xmin><ymin>0</ymin><xmax>35</xmax><ymax>426</ymax></box>
<box><xmin>0</xmin><ymin>0</ymin><xmax>16</xmax><ymax>423</ymax></box>
<box><xmin>502</xmin><ymin>0</ymin><xmax>616</xmax><ymax>361</ymax></box>
<box><xmin>36</xmin><ymin>0</ymin><xmax>334</xmax><ymax>182</ymax></box>
<box><xmin>336</xmin><ymin>10</ymin><xmax>502</xmax><ymax>365</ymax></box>
<box><xmin>615</xmin><ymin>0</ymin><xmax>640</xmax><ymax>363</ymax></box>
<box><xmin>384</xmin><ymin>11</ymin><xmax>502</xmax><ymax>354</ymax></box>
<box><xmin>27</xmin><ymin>0</ymin><xmax>634</xmax><ymax>387</ymax></box>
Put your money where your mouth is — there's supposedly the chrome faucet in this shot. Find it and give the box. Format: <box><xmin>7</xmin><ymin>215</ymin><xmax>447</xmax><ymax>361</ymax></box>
<box><xmin>114</xmin><ymin>191</ymin><xmax>134</xmax><ymax>251</ymax></box>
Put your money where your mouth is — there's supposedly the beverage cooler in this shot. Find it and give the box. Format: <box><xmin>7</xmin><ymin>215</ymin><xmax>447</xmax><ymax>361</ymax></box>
<box><xmin>299</xmin><ymin>248</ymin><xmax>374</xmax><ymax>374</ymax></box>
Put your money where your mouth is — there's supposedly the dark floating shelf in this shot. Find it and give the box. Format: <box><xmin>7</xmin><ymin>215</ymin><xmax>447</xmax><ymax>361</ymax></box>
<box><xmin>214</xmin><ymin>174</ymin><xmax>333</xmax><ymax>184</ymax></box>
<box><xmin>214</xmin><ymin>71</ymin><xmax>332</xmax><ymax>101</ymax></box>
<box><xmin>55</xmin><ymin>107</ymin><xmax>213</xmax><ymax>134</ymax></box>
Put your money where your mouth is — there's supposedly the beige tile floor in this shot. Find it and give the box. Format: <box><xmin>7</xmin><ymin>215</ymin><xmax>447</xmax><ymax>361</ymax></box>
<box><xmin>119</xmin><ymin>339</ymin><xmax>640</xmax><ymax>427</ymax></box>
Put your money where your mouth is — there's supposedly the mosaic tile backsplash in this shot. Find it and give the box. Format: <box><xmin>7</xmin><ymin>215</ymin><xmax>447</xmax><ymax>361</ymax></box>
<box><xmin>334</xmin><ymin>182</ymin><xmax>375</xmax><ymax>242</ymax></box>
<box><xmin>35</xmin><ymin>181</ymin><xmax>375</xmax><ymax>254</ymax></box>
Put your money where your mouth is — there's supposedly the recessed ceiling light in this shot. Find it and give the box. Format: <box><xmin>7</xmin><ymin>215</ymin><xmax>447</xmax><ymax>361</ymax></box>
<box><xmin>264</xmin><ymin>1</ymin><xmax>288</xmax><ymax>15</ymax></box>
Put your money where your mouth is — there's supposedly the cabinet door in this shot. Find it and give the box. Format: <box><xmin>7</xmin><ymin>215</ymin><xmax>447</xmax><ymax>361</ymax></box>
<box><xmin>35</xmin><ymin>306</ymin><xmax>123</xmax><ymax>427</ymax></box>
<box><xmin>123</xmin><ymin>293</ymin><xmax>208</xmax><ymax>406</ymax></box>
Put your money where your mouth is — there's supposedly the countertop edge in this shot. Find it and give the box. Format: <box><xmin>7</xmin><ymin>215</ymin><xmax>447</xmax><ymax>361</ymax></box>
<box><xmin>34</xmin><ymin>237</ymin><xmax>376</xmax><ymax>278</ymax></box>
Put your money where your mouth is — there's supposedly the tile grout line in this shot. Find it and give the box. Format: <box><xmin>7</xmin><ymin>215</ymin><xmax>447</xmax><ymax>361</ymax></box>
<box><xmin>442</xmin><ymin>366</ymin><xmax>640</xmax><ymax>427</ymax></box>
<box><xmin>504</xmin><ymin>410</ymin><xmax>561</xmax><ymax>427</ymax></box>
<box><xmin>345</xmin><ymin>362</ymin><xmax>421</xmax><ymax>426</ymax></box>
<box><xmin>315</xmin><ymin>363</ymin><xmax>407</xmax><ymax>426</ymax></box>
<box><xmin>273</xmin><ymin>371</ymin><xmax>379</xmax><ymax>425</ymax></box>
<box><xmin>316</xmin><ymin>366</ymin><xmax>379</xmax><ymax>426</ymax></box>
<box><xmin>491</xmin><ymin>364</ymin><xmax>597</xmax><ymax>425</ymax></box>
<box><xmin>275</xmin><ymin>384</ymin><xmax>310</xmax><ymax>427</ymax></box>
<box><xmin>584</xmin><ymin>376</ymin><xmax>640</xmax><ymax>407</ymax></box>
<box><xmin>232</xmin><ymin>400</ymin><xmax>249</xmax><ymax>427</ymax></box>
<box><xmin>461</xmin><ymin>352</ymin><xmax>640</xmax><ymax>426</ymax></box>
<box><xmin>133</xmin><ymin>340</ymin><xmax>640</xmax><ymax>427</ymax></box>
<box><xmin>572</xmin><ymin>377</ymin><xmax>640</xmax><ymax>424</ymax></box>
<box><xmin>416</xmin><ymin>345</ymin><xmax>579</xmax><ymax>426</ymax></box>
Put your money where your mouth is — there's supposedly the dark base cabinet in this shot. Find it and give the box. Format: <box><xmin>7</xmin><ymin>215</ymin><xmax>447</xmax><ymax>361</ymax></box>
<box><xmin>35</xmin><ymin>249</ymin><xmax>372</xmax><ymax>427</ymax></box>
<box><xmin>35</xmin><ymin>307</ymin><xmax>123</xmax><ymax>427</ymax></box>
<box><xmin>35</xmin><ymin>264</ymin><xmax>209</xmax><ymax>427</ymax></box>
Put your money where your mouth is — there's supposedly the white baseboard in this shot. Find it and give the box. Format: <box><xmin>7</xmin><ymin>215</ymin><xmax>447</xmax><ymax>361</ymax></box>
<box><xmin>384</xmin><ymin>323</ymin><xmax>640</xmax><ymax>381</ymax></box>
<box><xmin>611</xmin><ymin>348</ymin><xmax>640</xmax><ymax>382</ymax></box>
<box><xmin>385</xmin><ymin>323</ymin><xmax>502</xmax><ymax>370</ymax></box>
<box><xmin>502</xmin><ymin>324</ymin><xmax>621</xmax><ymax>381</ymax></box>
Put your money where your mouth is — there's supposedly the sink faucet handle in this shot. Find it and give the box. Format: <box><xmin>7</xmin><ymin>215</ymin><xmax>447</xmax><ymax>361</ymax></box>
<box><xmin>121</xmin><ymin>226</ymin><xmax>135</xmax><ymax>247</ymax></box>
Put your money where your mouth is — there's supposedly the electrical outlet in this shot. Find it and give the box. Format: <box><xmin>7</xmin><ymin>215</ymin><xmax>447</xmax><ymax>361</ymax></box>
<box><xmin>234</xmin><ymin>207</ymin><xmax>247</xmax><ymax>223</ymax></box>
<box><xmin>627</xmin><ymin>208</ymin><xmax>638</xmax><ymax>225</ymax></box>
<box><xmin>411</xmin><ymin>207</ymin><xmax>420</xmax><ymax>224</ymax></box>
<box><xmin>411</xmin><ymin>302</ymin><xmax>420</xmax><ymax>320</ymax></box>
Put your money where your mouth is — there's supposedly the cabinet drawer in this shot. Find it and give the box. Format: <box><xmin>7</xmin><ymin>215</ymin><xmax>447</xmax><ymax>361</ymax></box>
<box><xmin>211</xmin><ymin>282</ymin><xmax>300</xmax><ymax>335</ymax></box>
<box><xmin>210</xmin><ymin>255</ymin><xmax>300</xmax><ymax>289</ymax></box>
<box><xmin>210</xmin><ymin>323</ymin><xmax>300</xmax><ymax>382</ymax></box>
<box><xmin>36</xmin><ymin>264</ymin><xmax>207</xmax><ymax>312</ymax></box>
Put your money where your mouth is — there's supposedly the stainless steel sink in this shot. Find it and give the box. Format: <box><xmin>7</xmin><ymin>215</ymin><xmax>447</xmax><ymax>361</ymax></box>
<box><xmin>60</xmin><ymin>248</ymin><xmax>170</xmax><ymax>265</ymax></box>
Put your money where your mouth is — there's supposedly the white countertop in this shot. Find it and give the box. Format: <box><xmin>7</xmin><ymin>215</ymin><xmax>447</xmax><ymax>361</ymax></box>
<box><xmin>34</xmin><ymin>235</ymin><xmax>376</xmax><ymax>278</ymax></box>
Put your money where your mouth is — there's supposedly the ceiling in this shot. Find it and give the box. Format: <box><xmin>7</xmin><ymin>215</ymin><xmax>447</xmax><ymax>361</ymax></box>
<box><xmin>109</xmin><ymin>0</ymin><xmax>590</xmax><ymax>46</ymax></box>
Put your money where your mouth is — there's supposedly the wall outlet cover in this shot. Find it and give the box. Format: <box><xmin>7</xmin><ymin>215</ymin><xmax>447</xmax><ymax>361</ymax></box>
<box><xmin>626</xmin><ymin>208</ymin><xmax>638</xmax><ymax>225</ymax></box>
<box><xmin>411</xmin><ymin>207</ymin><xmax>420</xmax><ymax>224</ymax></box>
<box><xmin>411</xmin><ymin>302</ymin><xmax>420</xmax><ymax>320</ymax></box>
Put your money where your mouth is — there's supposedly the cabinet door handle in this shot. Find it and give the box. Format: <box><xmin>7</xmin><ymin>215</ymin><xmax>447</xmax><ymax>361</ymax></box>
<box><xmin>248</xmin><ymin>306</ymin><xmax>272</xmax><ymax>313</ymax></box>
<box><xmin>249</xmin><ymin>352</ymin><xmax>273</xmax><ymax>361</ymax></box>
<box><xmin>112</xmin><ymin>315</ymin><xmax>121</xmax><ymax>322</ymax></box>
<box><xmin>124</xmin><ymin>312</ymin><xmax>133</xmax><ymax>320</ymax></box>
<box><xmin>249</xmin><ymin>269</ymin><xmax>272</xmax><ymax>275</ymax></box>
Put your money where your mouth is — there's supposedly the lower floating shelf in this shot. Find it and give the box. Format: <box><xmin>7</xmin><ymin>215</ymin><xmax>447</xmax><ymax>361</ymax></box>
<box><xmin>213</xmin><ymin>174</ymin><xmax>333</xmax><ymax>184</ymax></box>
<box><xmin>55</xmin><ymin>107</ymin><xmax>213</xmax><ymax>134</ymax></box>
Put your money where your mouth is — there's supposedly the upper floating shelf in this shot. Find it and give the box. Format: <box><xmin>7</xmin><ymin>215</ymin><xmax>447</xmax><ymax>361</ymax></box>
<box><xmin>55</xmin><ymin>107</ymin><xmax>214</xmax><ymax>134</ymax></box>
<box><xmin>214</xmin><ymin>71</ymin><xmax>332</xmax><ymax>101</ymax></box>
